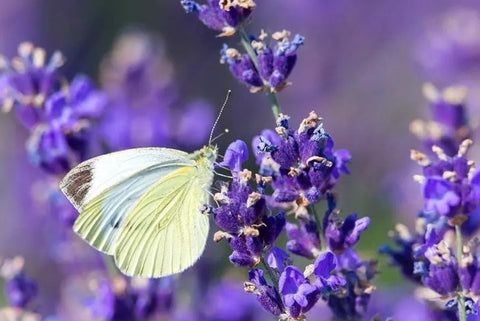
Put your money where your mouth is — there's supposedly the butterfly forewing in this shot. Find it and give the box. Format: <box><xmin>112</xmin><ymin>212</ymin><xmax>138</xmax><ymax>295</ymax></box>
<box><xmin>113</xmin><ymin>165</ymin><xmax>211</xmax><ymax>278</ymax></box>
<box><xmin>59</xmin><ymin>148</ymin><xmax>195</xmax><ymax>255</ymax></box>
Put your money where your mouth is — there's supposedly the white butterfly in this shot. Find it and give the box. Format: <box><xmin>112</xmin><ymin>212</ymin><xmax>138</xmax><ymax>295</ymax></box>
<box><xmin>60</xmin><ymin>145</ymin><xmax>217</xmax><ymax>278</ymax></box>
<box><xmin>60</xmin><ymin>92</ymin><xmax>230</xmax><ymax>278</ymax></box>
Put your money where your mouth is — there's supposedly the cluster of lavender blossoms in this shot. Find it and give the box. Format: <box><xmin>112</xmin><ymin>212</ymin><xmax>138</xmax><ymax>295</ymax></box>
<box><xmin>381</xmin><ymin>84</ymin><xmax>480</xmax><ymax>320</ymax></box>
<box><xmin>180</xmin><ymin>1</ymin><xmax>376</xmax><ymax>320</ymax></box>
<box><xmin>210</xmin><ymin>113</ymin><xmax>374</xmax><ymax>320</ymax></box>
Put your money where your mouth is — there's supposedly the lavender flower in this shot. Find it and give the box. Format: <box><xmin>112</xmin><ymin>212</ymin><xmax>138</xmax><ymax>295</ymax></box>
<box><xmin>85</xmin><ymin>275</ymin><xmax>175</xmax><ymax>321</ymax></box>
<box><xmin>0</xmin><ymin>43</ymin><xmax>106</xmax><ymax>176</ymax></box>
<box><xmin>324</xmin><ymin>212</ymin><xmax>370</xmax><ymax>254</ymax></box>
<box><xmin>278</xmin><ymin>266</ymin><xmax>320</xmax><ymax>319</ymax></box>
<box><xmin>213</xmin><ymin>140</ymin><xmax>285</xmax><ymax>267</ymax></box>
<box><xmin>285</xmin><ymin>218</ymin><xmax>321</xmax><ymax>259</ymax></box>
<box><xmin>266</xmin><ymin>247</ymin><xmax>290</xmax><ymax>273</ymax></box>
<box><xmin>1</xmin><ymin>257</ymin><xmax>37</xmax><ymax>309</ymax></box>
<box><xmin>245</xmin><ymin>269</ymin><xmax>284</xmax><ymax>316</ymax></box>
<box><xmin>220</xmin><ymin>31</ymin><xmax>305</xmax><ymax>92</ymax></box>
<box><xmin>180</xmin><ymin>0</ymin><xmax>255</xmax><ymax>37</ymax></box>
<box><xmin>411</xmin><ymin>139</ymin><xmax>480</xmax><ymax>222</ymax></box>
<box><xmin>218</xmin><ymin>139</ymin><xmax>249</xmax><ymax>173</ymax></box>
<box><xmin>0</xmin><ymin>42</ymin><xmax>64</xmax><ymax>128</ymax></box>
<box><xmin>410</xmin><ymin>83</ymin><xmax>472</xmax><ymax>157</ymax></box>
<box><xmin>253</xmin><ymin>111</ymin><xmax>350</xmax><ymax>206</ymax></box>
<box><xmin>313</xmin><ymin>251</ymin><xmax>346</xmax><ymax>291</ymax></box>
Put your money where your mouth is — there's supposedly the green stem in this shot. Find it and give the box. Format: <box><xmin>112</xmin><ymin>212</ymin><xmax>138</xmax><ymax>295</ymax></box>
<box><xmin>309</xmin><ymin>204</ymin><xmax>325</xmax><ymax>251</ymax></box>
<box><xmin>102</xmin><ymin>254</ymin><xmax>119</xmax><ymax>278</ymax></box>
<box><xmin>260</xmin><ymin>256</ymin><xmax>282</xmax><ymax>302</ymax></box>
<box><xmin>455</xmin><ymin>224</ymin><xmax>467</xmax><ymax>321</ymax></box>
<box><xmin>0</xmin><ymin>277</ymin><xmax>7</xmax><ymax>307</ymax></box>
<box><xmin>238</xmin><ymin>27</ymin><xmax>281</xmax><ymax>119</ymax></box>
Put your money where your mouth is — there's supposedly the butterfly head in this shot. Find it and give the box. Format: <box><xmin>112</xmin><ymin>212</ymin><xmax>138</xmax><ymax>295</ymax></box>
<box><xmin>192</xmin><ymin>145</ymin><xmax>218</xmax><ymax>166</ymax></box>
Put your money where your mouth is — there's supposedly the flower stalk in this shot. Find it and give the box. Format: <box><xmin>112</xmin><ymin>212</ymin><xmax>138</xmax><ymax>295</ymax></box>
<box><xmin>260</xmin><ymin>256</ymin><xmax>281</xmax><ymax>299</ymax></box>
<box><xmin>456</xmin><ymin>224</ymin><xmax>467</xmax><ymax>321</ymax></box>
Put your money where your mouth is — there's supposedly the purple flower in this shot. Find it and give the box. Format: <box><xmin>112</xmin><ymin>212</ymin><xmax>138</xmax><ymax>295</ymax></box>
<box><xmin>266</xmin><ymin>247</ymin><xmax>289</xmax><ymax>273</ymax></box>
<box><xmin>252</xmin><ymin>112</ymin><xmax>349</xmax><ymax>206</ymax></box>
<box><xmin>325</xmin><ymin>213</ymin><xmax>370</xmax><ymax>253</ymax></box>
<box><xmin>313</xmin><ymin>251</ymin><xmax>346</xmax><ymax>291</ymax></box>
<box><xmin>1</xmin><ymin>257</ymin><xmax>38</xmax><ymax>309</ymax></box>
<box><xmin>220</xmin><ymin>31</ymin><xmax>304</xmax><ymax>92</ymax></box>
<box><xmin>213</xmin><ymin>167</ymin><xmax>287</xmax><ymax>267</ymax></box>
<box><xmin>423</xmin><ymin>176</ymin><xmax>460</xmax><ymax>217</ymax></box>
<box><xmin>278</xmin><ymin>266</ymin><xmax>320</xmax><ymax>318</ymax></box>
<box><xmin>411</xmin><ymin>84</ymin><xmax>471</xmax><ymax>157</ymax></box>
<box><xmin>218</xmin><ymin>140</ymin><xmax>249</xmax><ymax>173</ymax></box>
<box><xmin>247</xmin><ymin>269</ymin><xmax>283</xmax><ymax>316</ymax></box>
<box><xmin>181</xmin><ymin>0</ymin><xmax>255</xmax><ymax>37</ymax></box>
<box><xmin>0</xmin><ymin>42</ymin><xmax>64</xmax><ymax>128</ymax></box>
<box><xmin>423</xmin><ymin>264</ymin><xmax>459</xmax><ymax>296</ymax></box>
<box><xmin>26</xmin><ymin>124</ymin><xmax>70</xmax><ymax>174</ymax></box>
<box><xmin>5</xmin><ymin>271</ymin><xmax>38</xmax><ymax>308</ymax></box>
<box><xmin>285</xmin><ymin>218</ymin><xmax>321</xmax><ymax>259</ymax></box>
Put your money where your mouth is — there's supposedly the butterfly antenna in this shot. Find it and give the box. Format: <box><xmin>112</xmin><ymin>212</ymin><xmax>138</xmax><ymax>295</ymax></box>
<box><xmin>209</xmin><ymin>90</ymin><xmax>231</xmax><ymax>145</ymax></box>
<box><xmin>210</xmin><ymin>129</ymin><xmax>230</xmax><ymax>144</ymax></box>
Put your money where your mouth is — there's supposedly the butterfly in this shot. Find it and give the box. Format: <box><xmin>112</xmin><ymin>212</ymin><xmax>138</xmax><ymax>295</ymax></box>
<box><xmin>60</xmin><ymin>91</ymin><xmax>230</xmax><ymax>278</ymax></box>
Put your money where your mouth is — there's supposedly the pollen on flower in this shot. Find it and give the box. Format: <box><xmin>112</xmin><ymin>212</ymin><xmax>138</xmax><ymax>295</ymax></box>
<box><xmin>394</xmin><ymin>223</ymin><xmax>412</xmax><ymax>240</ymax></box>
<box><xmin>432</xmin><ymin>145</ymin><xmax>448</xmax><ymax>160</ymax></box>
<box><xmin>0</xmin><ymin>256</ymin><xmax>25</xmax><ymax>279</ymax></box>
<box><xmin>243</xmin><ymin>226</ymin><xmax>260</xmax><ymax>237</ymax></box>
<box><xmin>246</xmin><ymin>192</ymin><xmax>262</xmax><ymax>207</ymax></box>
<box><xmin>258</xmin><ymin>29</ymin><xmax>268</xmax><ymax>41</ymax></box>
<box><xmin>422</xmin><ymin>82</ymin><xmax>440</xmax><ymax>102</ymax></box>
<box><xmin>213</xmin><ymin>230</ymin><xmax>233</xmax><ymax>242</ymax></box>
<box><xmin>214</xmin><ymin>192</ymin><xmax>230</xmax><ymax>204</ymax></box>
<box><xmin>413</xmin><ymin>174</ymin><xmax>425</xmax><ymax>184</ymax></box>
<box><xmin>295</xmin><ymin>196</ymin><xmax>310</xmax><ymax>208</ymax></box>
<box><xmin>442</xmin><ymin>85</ymin><xmax>468</xmax><ymax>105</ymax></box>
<box><xmin>272</xmin><ymin>30</ymin><xmax>291</xmax><ymax>41</ymax></box>
<box><xmin>442</xmin><ymin>171</ymin><xmax>456</xmax><ymax>181</ymax></box>
<box><xmin>234</xmin><ymin>0</ymin><xmax>256</xmax><ymax>9</ymax></box>
<box><xmin>410</xmin><ymin>149</ymin><xmax>431</xmax><ymax>166</ymax></box>
<box><xmin>288</xmin><ymin>167</ymin><xmax>301</xmax><ymax>177</ymax></box>
<box><xmin>458</xmin><ymin>139</ymin><xmax>473</xmax><ymax>156</ymax></box>
<box><xmin>238</xmin><ymin>168</ymin><xmax>253</xmax><ymax>182</ymax></box>
<box><xmin>306</xmin><ymin>156</ymin><xmax>333</xmax><ymax>168</ymax></box>
<box><xmin>243</xmin><ymin>281</ymin><xmax>257</xmax><ymax>293</ymax></box>
<box><xmin>255</xmin><ymin>173</ymin><xmax>272</xmax><ymax>185</ymax></box>
<box><xmin>298</xmin><ymin>111</ymin><xmax>322</xmax><ymax>133</ymax></box>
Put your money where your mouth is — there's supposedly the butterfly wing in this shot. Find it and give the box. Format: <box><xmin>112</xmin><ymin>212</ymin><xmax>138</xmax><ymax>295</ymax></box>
<box><xmin>113</xmin><ymin>165</ymin><xmax>211</xmax><ymax>278</ymax></box>
<box><xmin>60</xmin><ymin>148</ymin><xmax>195</xmax><ymax>254</ymax></box>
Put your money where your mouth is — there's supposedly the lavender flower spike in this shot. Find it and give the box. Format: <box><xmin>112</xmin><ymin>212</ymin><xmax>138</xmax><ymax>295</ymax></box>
<box><xmin>180</xmin><ymin>0</ymin><xmax>255</xmax><ymax>37</ymax></box>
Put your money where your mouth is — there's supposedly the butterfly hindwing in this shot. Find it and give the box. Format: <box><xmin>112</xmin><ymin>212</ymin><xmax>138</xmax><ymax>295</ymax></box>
<box><xmin>113</xmin><ymin>165</ymin><xmax>210</xmax><ymax>278</ymax></box>
<box><xmin>59</xmin><ymin>148</ymin><xmax>195</xmax><ymax>254</ymax></box>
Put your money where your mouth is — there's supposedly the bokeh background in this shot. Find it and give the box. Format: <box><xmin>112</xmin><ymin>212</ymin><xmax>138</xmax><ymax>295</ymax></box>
<box><xmin>2</xmin><ymin>0</ymin><xmax>480</xmax><ymax>319</ymax></box>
